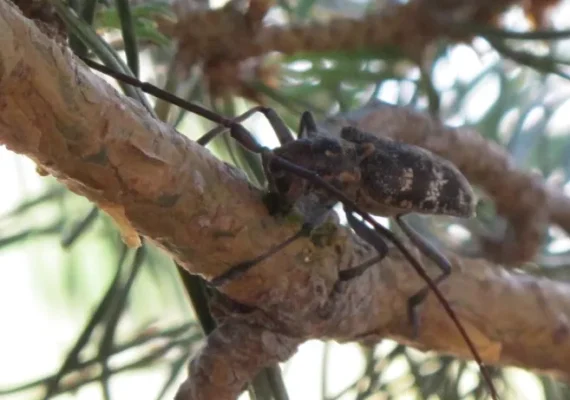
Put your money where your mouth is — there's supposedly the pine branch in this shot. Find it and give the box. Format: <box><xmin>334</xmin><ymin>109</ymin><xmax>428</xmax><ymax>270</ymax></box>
<box><xmin>2</xmin><ymin>1</ymin><xmax>570</xmax><ymax>399</ymax></box>
<box><xmin>157</xmin><ymin>0</ymin><xmax>555</xmax><ymax>67</ymax></box>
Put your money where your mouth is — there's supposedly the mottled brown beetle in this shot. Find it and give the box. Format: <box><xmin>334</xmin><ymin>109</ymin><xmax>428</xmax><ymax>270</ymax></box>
<box><xmin>80</xmin><ymin>58</ymin><xmax>498</xmax><ymax>400</ymax></box>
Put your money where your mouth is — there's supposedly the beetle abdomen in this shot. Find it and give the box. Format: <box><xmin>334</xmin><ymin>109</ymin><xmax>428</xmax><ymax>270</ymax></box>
<box><xmin>341</xmin><ymin>127</ymin><xmax>475</xmax><ymax>218</ymax></box>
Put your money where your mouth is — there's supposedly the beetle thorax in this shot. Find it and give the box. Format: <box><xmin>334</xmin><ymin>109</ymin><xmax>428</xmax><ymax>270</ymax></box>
<box><xmin>270</xmin><ymin>137</ymin><xmax>364</xmax><ymax>208</ymax></box>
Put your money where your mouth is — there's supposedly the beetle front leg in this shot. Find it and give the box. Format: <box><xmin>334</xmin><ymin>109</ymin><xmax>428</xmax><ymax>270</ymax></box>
<box><xmin>338</xmin><ymin>254</ymin><xmax>386</xmax><ymax>281</ymax></box>
<box><xmin>210</xmin><ymin>222</ymin><xmax>313</xmax><ymax>287</ymax></box>
<box><xmin>395</xmin><ymin>214</ymin><xmax>451</xmax><ymax>338</ymax></box>
<box><xmin>195</xmin><ymin>111</ymin><xmax>337</xmax><ymax>286</ymax></box>
<box><xmin>297</xmin><ymin>111</ymin><xmax>319</xmax><ymax>138</ymax></box>
<box><xmin>196</xmin><ymin>117</ymin><xmax>307</xmax><ymax>286</ymax></box>
<box><xmin>197</xmin><ymin>106</ymin><xmax>296</xmax><ymax>147</ymax></box>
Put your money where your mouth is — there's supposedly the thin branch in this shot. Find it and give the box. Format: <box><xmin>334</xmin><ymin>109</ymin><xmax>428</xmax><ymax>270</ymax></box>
<box><xmin>157</xmin><ymin>0</ymin><xmax>524</xmax><ymax>67</ymax></box>
<box><xmin>461</xmin><ymin>25</ymin><xmax>570</xmax><ymax>41</ymax></box>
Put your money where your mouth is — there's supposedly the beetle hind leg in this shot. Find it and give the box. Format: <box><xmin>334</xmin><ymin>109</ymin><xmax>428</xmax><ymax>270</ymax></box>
<box><xmin>338</xmin><ymin>254</ymin><xmax>385</xmax><ymax>281</ymax></box>
<box><xmin>396</xmin><ymin>215</ymin><xmax>452</xmax><ymax>338</ymax></box>
<box><xmin>343</xmin><ymin>209</ymin><xmax>453</xmax><ymax>338</ymax></box>
<box><xmin>340</xmin><ymin>210</ymin><xmax>389</xmax><ymax>281</ymax></box>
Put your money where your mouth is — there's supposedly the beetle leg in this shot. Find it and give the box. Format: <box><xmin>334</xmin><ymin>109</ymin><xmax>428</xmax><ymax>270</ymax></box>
<box><xmin>198</xmin><ymin>107</ymin><xmax>301</xmax><ymax>198</ymax></box>
<box><xmin>197</xmin><ymin>106</ymin><xmax>267</xmax><ymax>146</ymax></box>
<box><xmin>395</xmin><ymin>214</ymin><xmax>451</xmax><ymax>338</ymax></box>
<box><xmin>298</xmin><ymin>111</ymin><xmax>319</xmax><ymax>138</ymax></box>
<box><xmin>198</xmin><ymin>106</ymin><xmax>296</xmax><ymax>146</ymax></box>
<box><xmin>262</xmin><ymin>147</ymin><xmax>279</xmax><ymax>194</ymax></box>
<box><xmin>395</xmin><ymin>215</ymin><xmax>452</xmax><ymax>274</ymax></box>
<box><xmin>338</xmin><ymin>255</ymin><xmax>386</xmax><ymax>281</ymax></box>
<box><xmin>406</xmin><ymin>269</ymin><xmax>451</xmax><ymax>338</ymax></box>
<box><xmin>210</xmin><ymin>222</ymin><xmax>314</xmax><ymax>287</ymax></box>
<box><xmin>262</xmin><ymin>108</ymin><xmax>297</xmax><ymax>145</ymax></box>
<box><xmin>344</xmin><ymin>209</ymin><xmax>443</xmax><ymax>338</ymax></box>
<box><xmin>339</xmin><ymin>210</ymin><xmax>388</xmax><ymax>281</ymax></box>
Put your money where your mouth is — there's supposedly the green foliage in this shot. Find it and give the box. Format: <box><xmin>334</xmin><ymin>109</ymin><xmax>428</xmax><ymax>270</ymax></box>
<box><xmin>95</xmin><ymin>2</ymin><xmax>173</xmax><ymax>48</ymax></box>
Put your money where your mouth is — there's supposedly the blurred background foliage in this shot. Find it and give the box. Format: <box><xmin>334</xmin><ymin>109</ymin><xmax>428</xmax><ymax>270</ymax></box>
<box><xmin>4</xmin><ymin>0</ymin><xmax>570</xmax><ymax>399</ymax></box>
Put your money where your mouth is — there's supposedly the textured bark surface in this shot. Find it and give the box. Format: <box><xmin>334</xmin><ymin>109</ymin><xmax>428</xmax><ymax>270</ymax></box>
<box><xmin>2</xmin><ymin>1</ymin><xmax>570</xmax><ymax>399</ymax></box>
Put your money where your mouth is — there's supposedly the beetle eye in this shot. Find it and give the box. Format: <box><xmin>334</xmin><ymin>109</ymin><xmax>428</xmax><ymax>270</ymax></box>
<box><xmin>315</xmin><ymin>138</ymin><xmax>342</xmax><ymax>156</ymax></box>
<box><xmin>356</xmin><ymin>143</ymin><xmax>375</xmax><ymax>159</ymax></box>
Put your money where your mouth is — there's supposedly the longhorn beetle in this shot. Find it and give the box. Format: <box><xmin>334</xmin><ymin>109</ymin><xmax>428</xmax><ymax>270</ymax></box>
<box><xmin>80</xmin><ymin>57</ymin><xmax>498</xmax><ymax>399</ymax></box>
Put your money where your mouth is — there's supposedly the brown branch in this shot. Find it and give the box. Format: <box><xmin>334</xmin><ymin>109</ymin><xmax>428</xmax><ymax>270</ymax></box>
<box><xmin>2</xmin><ymin>1</ymin><xmax>570</xmax><ymax>399</ymax></box>
<box><xmin>156</xmin><ymin>0</ymin><xmax>561</xmax><ymax>102</ymax></box>
<box><xmin>174</xmin><ymin>321</ymin><xmax>300</xmax><ymax>400</ymax></box>
<box><xmin>158</xmin><ymin>0</ymin><xmax>559</xmax><ymax>68</ymax></box>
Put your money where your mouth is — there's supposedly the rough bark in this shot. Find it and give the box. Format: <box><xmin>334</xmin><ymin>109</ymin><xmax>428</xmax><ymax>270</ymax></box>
<box><xmin>2</xmin><ymin>1</ymin><xmax>570</xmax><ymax>400</ymax></box>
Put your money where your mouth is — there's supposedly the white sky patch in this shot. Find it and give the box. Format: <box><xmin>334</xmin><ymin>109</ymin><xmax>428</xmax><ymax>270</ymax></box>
<box><xmin>546</xmin><ymin>99</ymin><xmax>570</xmax><ymax>138</ymax></box>
<box><xmin>463</xmin><ymin>73</ymin><xmax>501</xmax><ymax>123</ymax></box>
<box><xmin>448</xmin><ymin>45</ymin><xmax>483</xmax><ymax>83</ymax></box>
